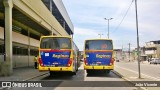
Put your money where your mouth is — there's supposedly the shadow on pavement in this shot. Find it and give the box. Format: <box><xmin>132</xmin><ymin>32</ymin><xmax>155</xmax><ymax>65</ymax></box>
<box><xmin>86</xmin><ymin>70</ymin><xmax>122</xmax><ymax>78</ymax></box>
<box><xmin>41</xmin><ymin>69</ymin><xmax>84</xmax><ymax>81</ymax></box>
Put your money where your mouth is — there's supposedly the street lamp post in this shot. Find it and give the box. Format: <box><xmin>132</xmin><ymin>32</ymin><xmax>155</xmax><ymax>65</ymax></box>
<box><xmin>98</xmin><ymin>34</ymin><xmax>103</xmax><ymax>38</ymax></box>
<box><xmin>135</xmin><ymin>0</ymin><xmax>141</xmax><ymax>79</ymax></box>
<box><xmin>104</xmin><ymin>18</ymin><xmax>113</xmax><ymax>39</ymax></box>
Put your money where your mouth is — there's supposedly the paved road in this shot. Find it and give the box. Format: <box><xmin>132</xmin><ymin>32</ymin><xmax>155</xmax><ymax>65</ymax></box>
<box><xmin>15</xmin><ymin>63</ymin><xmax>137</xmax><ymax>90</ymax></box>
<box><xmin>31</xmin><ymin>64</ymin><xmax>123</xmax><ymax>81</ymax></box>
<box><xmin>115</xmin><ymin>62</ymin><xmax>160</xmax><ymax>81</ymax></box>
<box><xmin>5</xmin><ymin>63</ymin><xmax>138</xmax><ymax>90</ymax></box>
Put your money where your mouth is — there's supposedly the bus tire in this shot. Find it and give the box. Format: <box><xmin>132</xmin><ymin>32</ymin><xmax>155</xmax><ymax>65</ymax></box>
<box><xmin>86</xmin><ymin>70</ymin><xmax>92</xmax><ymax>74</ymax></box>
<box><xmin>106</xmin><ymin>70</ymin><xmax>110</xmax><ymax>74</ymax></box>
<box><xmin>49</xmin><ymin>71</ymin><xmax>55</xmax><ymax>76</ymax></box>
<box><xmin>76</xmin><ymin>63</ymin><xmax>78</xmax><ymax>71</ymax></box>
<box><xmin>71</xmin><ymin>71</ymin><xmax>76</xmax><ymax>75</ymax></box>
<box><xmin>71</xmin><ymin>65</ymin><xmax>76</xmax><ymax>75</ymax></box>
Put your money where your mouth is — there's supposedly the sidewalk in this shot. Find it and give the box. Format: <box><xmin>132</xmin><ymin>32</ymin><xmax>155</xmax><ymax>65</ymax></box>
<box><xmin>120</xmin><ymin>60</ymin><xmax>150</xmax><ymax>65</ymax></box>
<box><xmin>0</xmin><ymin>67</ymin><xmax>48</xmax><ymax>81</ymax></box>
<box><xmin>140</xmin><ymin>61</ymin><xmax>150</xmax><ymax>65</ymax></box>
<box><xmin>114</xmin><ymin>65</ymin><xmax>160</xmax><ymax>90</ymax></box>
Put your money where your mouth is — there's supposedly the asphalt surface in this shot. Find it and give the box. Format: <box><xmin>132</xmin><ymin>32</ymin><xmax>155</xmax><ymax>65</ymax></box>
<box><xmin>114</xmin><ymin>61</ymin><xmax>160</xmax><ymax>90</ymax></box>
<box><xmin>0</xmin><ymin>63</ymin><xmax>143</xmax><ymax>90</ymax></box>
<box><xmin>115</xmin><ymin>61</ymin><xmax>160</xmax><ymax>80</ymax></box>
<box><xmin>11</xmin><ymin>63</ymin><xmax>137</xmax><ymax>90</ymax></box>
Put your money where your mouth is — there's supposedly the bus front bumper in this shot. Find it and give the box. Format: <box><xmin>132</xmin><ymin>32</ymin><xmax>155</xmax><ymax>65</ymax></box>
<box><xmin>84</xmin><ymin>65</ymin><xmax>114</xmax><ymax>70</ymax></box>
<box><xmin>38</xmin><ymin>65</ymin><xmax>73</xmax><ymax>72</ymax></box>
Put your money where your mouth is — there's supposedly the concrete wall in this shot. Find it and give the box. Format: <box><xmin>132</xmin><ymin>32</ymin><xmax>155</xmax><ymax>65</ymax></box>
<box><xmin>13</xmin><ymin>0</ymin><xmax>69</xmax><ymax>36</ymax></box>
<box><xmin>0</xmin><ymin>27</ymin><xmax>39</xmax><ymax>47</ymax></box>
<box><xmin>145</xmin><ymin>44</ymin><xmax>160</xmax><ymax>58</ymax></box>
<box><xmin>156</xmin><ymin>47</ymin><xmax>160</xmax><ymax>58</ymax></box>
<box><xmin>0</xmin><ymin>55</ymin><xmax>4</xmax><ymax>63</ymax></box>
<box><xmin>0</xmin><ymin>27</ymin><xmax>4</xmax><ymax>39</ymax></box>
<box><xmin>13</xmin><ymin>55</ymin><xmax>34</xmax><ymax>68</ymax></box>
<box><xmin>0</xmin><ymin>55</ymin><xmax>34</xmax><ymax>68</ymax></box>
<box><xmin>30</xmin><ymin>38</ymin><xmax>39</xmax><ymax>47</ymax></box>
<box><xmin>12</xmin><ymin>31</ymin><xmax>28</xmax><ymax>45</ymax></box>
<box><xmin>0</xmin><ymin>27</ymin><xmax>36</xmax><ymax>68</ymax></box>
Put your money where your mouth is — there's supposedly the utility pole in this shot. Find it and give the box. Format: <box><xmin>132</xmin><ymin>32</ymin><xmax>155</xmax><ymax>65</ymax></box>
<box><xmin>135</xmin><ymin>0</ymin><xmax>141</xmax><ymax>79</ymax></box>
<box><xmin>104</xmin><ymin>18</ymin><xmax>113</xmax><ymax>39</ymax></box>
<box><xmin>122</xmin><ymin>45</ymin><xmax>124</xmax><ymax>61</ymax></box>
<box><xmin>128</xmin><ymin>43</ymin><xmax>131</xmax><ymax>62</ymax></box>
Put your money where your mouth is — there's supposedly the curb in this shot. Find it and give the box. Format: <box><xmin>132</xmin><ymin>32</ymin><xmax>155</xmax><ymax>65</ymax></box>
<box><xmin>112</xmin><ymin>70</ymin><xmax>148</xmax><ymax>90</ymax></box>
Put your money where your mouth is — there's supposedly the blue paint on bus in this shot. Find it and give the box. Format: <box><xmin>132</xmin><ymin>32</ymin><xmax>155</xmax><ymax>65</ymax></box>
<box><xmin>86</xmin><ymin>51</ymin><xmax>112</xmax><ymax>65</ymax></box>
<box><xmin>40</xmin><ymin>51</ymin><xmax>71</xmax><ymax>67</ymax></box>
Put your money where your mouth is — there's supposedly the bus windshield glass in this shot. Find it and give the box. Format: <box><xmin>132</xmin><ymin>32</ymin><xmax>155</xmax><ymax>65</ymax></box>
<box><xmin>40</xmin><ymin>37</ymin><xmax>71</xmax><ymax>49</ymax></box>
<box><xmin>85</xmin><ymin>40</ymin><xmax>113</xmax><ymax>50</ymax></box>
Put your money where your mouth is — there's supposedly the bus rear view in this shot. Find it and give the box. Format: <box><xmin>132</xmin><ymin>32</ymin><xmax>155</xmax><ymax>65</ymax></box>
<box><xmin>84</xmin><ymin>39</ymin><xmax>114</xmax><ymax>74</ymax></box>
<box><xmin>38</xmin><ymin>36</ymin><xmax>77</xmax><ymax>75</ymax></box>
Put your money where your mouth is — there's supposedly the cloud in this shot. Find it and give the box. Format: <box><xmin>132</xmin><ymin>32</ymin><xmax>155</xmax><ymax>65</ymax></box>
<box><xmin>73</xmin><ymin>27</ymin><xmax>99</xmax><ymax>50</ymax></box>
<box><xmin>73</xmin><ymin>27</ymin><xmax>122</xmax><ymax>50</ymax></box>
<box><xmin>62</xmin><ymin>0</ymin><xmax>160</xmax><ymax>50</ymax></box>
<box><xmin>74</xmin><ymin>27</ymin><xmax>98</xmax><ymax>36</ymax></box>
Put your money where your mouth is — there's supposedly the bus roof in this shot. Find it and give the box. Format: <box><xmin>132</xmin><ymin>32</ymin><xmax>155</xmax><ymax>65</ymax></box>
<box><xmin>40</xmin><ymin>36</ymin><xmax>72</xmax><ymax>39</ymax></box>
<box><xmin>85</xmin><ymin>38</ymin><xmax>113</xmax><ymax>41</ymax></box>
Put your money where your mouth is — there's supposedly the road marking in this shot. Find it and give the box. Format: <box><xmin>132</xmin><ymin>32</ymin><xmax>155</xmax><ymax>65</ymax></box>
<box><xmin>115</xmin><ymin>66</ymin><xmax>160</xmax><ymax>81</ymax></box>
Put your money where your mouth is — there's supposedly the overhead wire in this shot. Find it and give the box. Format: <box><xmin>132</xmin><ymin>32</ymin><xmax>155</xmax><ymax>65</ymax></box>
<box><xmin>111</xmin><ymin>0</ymin><xmax>134</xmax><ymax>34</ymax></box>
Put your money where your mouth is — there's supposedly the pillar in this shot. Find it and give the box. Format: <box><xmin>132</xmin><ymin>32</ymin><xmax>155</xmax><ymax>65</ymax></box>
<box><xmin>28</xmin><ymin>30</ymin><xmax>30</xmax><ymax>67</ymax></box>
<box><xmin>2</xmin><ymin>0</ymin><xmax>13</xmax><ymax>76</ymax></box>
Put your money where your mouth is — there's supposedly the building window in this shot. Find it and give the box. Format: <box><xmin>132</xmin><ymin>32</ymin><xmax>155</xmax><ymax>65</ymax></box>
<box><xmin>0</xmin><ymin>44</ymin><xmax>4</xmax><ymax>55</ymax></box>
<box><xmin>30</xmin><ymin>49</ymin><xmax>38</xmax><ymax>56</ymax></box>
<box><xmin>13</xmin><ymin>46</ymin><xmax>28</xmax><ymax>55</ymax></box>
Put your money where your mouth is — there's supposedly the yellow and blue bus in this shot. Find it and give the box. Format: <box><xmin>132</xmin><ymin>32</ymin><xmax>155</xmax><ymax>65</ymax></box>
<box><xmin>38</xmin><ymin>36</ymin><xmax>80</xmax><ymax>75</ymax></box>
<box><xmin>83</xmin><ymin>39</ymin><xmax>114</xmax><ymax>74</ymax></box>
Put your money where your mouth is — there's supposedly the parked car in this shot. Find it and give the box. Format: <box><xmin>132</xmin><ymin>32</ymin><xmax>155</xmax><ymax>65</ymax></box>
<box><xmin>116</xmin><ymin>59</ymin><xmax>119</xmax><ymax>62</ymax></box>
<box><xmin>114</xmin><ymin>57</ymin><xmax>119</xmax><ymax>62</ymax></box>
<box><xmin>150</xmin><ymin>58</ymin><xmax>160</xmax><ymax>64</ymax></box>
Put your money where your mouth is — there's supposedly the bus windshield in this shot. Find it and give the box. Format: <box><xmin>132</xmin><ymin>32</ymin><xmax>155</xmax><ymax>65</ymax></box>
<box><xmin>40</xmin><ymin>37</ymin><xmax>71</xmax><ymax>49</ymax></box>
<box><xmin>85</xmin><ymin>40</ymin><xmax>113</xmax><ymax>50</ymax></box>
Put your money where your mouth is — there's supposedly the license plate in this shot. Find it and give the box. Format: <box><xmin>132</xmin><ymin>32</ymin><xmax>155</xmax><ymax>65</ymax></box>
<box><xmin>90</xmin><ymin>64</ymin><xmax>98</xmax><ymax>66</ymax></box>
<box><xmin>97</xmin><ymin>62</ymin><xmax>101</xmax><ymax>64</ymax></box>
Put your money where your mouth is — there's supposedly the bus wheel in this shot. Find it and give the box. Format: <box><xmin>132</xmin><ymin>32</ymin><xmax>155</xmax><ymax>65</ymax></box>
<box><xmin>76</xmin><ymin>64</ymin><xmax>78</xmax><ymax>71</ymax></box>
<box><xmin>106</xmin><ymin>70</ymin><xmax>110</xmax><ymax>74</ymax></box>
<box><xmin>71</xmin><ymin>66</ymin><xmax>76</xmax><ymax>75</ymax></box>
<box><xmin>86</xmin><ymin>70</ymin><xmax>92</xmax><ymax>74</ymax></box>
<box><xmin>71</xmin><ymin>71</ymin><xmax>76</xmax><ymax>75</ymax></box>
<box><xmin>49</xmin><ymin>71</ymin><xmax>55</xmax><ymax>76</ymax></box>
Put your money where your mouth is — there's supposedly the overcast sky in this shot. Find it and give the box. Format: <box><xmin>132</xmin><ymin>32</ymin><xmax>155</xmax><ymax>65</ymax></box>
<box><xmin>62</xmin><ymin>0</ymin><xmax>160</xmax><ymax>51</ymax></box>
